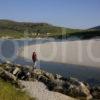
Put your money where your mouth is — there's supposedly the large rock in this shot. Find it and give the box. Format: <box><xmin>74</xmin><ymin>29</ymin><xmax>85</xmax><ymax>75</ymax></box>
<box><xmin>64</xmin><ymin>78</ymin><xmax>92</xmax><ymax>100</ymax></box>
<box><xmin>54</xmin><ymin>74</ymin><xmax>62</xmax><ymax>79</ymax></box>
<box><xmin>43</xmin><ymin>72</ymin><xmax>55</xmax><ymax>80</ymax></box>
<box><xmin>0</xmin><ymin>65</ymin><xmax>24</xmax><ymax>88</ymax></box>
<box><xmin>31</xmin><ymin>69</ymin><xmax>92</xmax><ymax>99</ymax></box>
<box><xmin>0</xmin><ymin>67</ymin><xmax>17</xmax><ymax>81</ymax></box>
<box><xmin>0</xmin><ymin>67</ymin><xmax>21</xmax><ymax>88</ymax></box>
<box><xmin>91</xmin><ymin>86</ymin><xmax>100</xmax><ymax>99</ymax></box>
<box><xmin>53</xmin><ymin>79</ymin><xmax>65</xmax><ymax>93</ymax></box>
<box><xmin>0</xmin><ymin>61</ymin><xmax>14</xmax><ymax>72</ymax></box>
<box><xmin>33</xmin><ymin>69</ymin><xmax>55</xmax><ymax>80</ymax></box>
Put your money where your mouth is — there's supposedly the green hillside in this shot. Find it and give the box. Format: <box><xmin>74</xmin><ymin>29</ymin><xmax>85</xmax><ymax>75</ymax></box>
<box><xmin>0</xmin><ymin>19</ymin><xmax>79</xmax><ymax>38</ymax></box>
<box><xmin>0</xmin><ymin>19</ymin><xmax>100</xmax><ymax>39</ymax></box>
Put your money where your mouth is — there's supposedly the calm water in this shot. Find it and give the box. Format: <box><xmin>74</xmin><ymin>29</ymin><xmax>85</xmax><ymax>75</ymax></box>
<box><xmin>0</xmin><ymin>39</ymin><xmax>100</xmax><ymax>86</ymax></box>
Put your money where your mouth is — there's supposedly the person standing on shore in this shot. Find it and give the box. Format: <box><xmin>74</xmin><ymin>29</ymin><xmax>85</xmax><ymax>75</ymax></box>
<box><xmin>32</xmin><ymin>51</ymin><xmax>37</xmax><ymax>68</ymax></box>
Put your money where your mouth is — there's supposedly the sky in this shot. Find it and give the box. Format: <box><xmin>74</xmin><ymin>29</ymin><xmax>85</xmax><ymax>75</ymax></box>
<box><xmin>0</xmin><ymin>0</ymin><xmax>100</xmax><ymax>29</ymax></box>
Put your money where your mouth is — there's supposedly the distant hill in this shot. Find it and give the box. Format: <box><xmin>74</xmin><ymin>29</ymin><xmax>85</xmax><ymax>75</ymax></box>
<box><xmin>0</xmin><ymin>19</ymin><xmax>100</xmax><ymax>39</ymax></box>
<box><xmin>67</xmin><ymin>30</ymin><xmax>100</xmax><ymax>39</ymax></box>
<box><xmin>89</xmin><ymin>26</ymin><xmax>100</xmax><ymax>30</ymax></box>
<box><xmin>0</xmin><ymin>19</ymin><xmax>79</xmax><ymax>38</ymax></box>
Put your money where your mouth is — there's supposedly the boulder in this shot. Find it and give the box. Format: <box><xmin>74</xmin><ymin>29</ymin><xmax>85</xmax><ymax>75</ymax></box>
<box><xmin>91</xmin><ymin>86</ymin><xmax>100</xmax><ymax>99</ymax></box>
<box><xmin>43</xmin><ymin>72</ymin><xmax>55</xmax><ymax>80</ymax></box>
<box><xmin>4</xmin><ymin>60</ymin><xmax>12</xmax><ymax>64</ymax></box>
<box><xmin>67</xmin><ymin>77</ymin><xmax>81</xmax><ymax>86</ymax></box>
<box><xmin>13</xmin><ymin>67</ymin><xmax>21</xmax><ymax>75</ymax></box>
<box><xmin>33</xmin><ymin>68</ymin><xmax>44</xmax><ymax>75</ymax></box>
<box><xmin>0</xmin><ymin>67</ymin><xmax>17</xmax><ymax>81</ymax></box>
<box><xmin>54</xmin><ymin>74</ymin><xmax>62</xmax><ymax>79</ymax></box>
<box><xmin>0</xmin><ymin>66</ymin><xmax>25</xmax><ymax>88</ymax></box>
<box><xmin>0</xmin><ymin>67</ymin><xmax>21</xmax><ymax>87</ymax></box>
<box><xmin>53</xmin><ymin>79</ymin><xmax>65</xmax><ymax>93</ymax></box>
<box><xmin>0</xmin><ymin>61</ymin><xmax>13</xmax><ymax>72</ymax></box>
<box><xmin>64</xmin><ymin>78</ymin><xmax>92</xmax><ymax>100</ymax></box>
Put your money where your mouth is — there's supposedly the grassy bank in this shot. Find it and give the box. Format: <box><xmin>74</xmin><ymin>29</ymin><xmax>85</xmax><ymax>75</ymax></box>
<box><xmin>0</xmin><ymin>79</ymin><xmax>35</xmax><ymax>100</ymax></box>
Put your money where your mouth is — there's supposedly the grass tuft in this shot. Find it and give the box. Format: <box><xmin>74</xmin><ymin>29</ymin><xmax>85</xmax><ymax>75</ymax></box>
<box><xmin>0</xmin><ymin>79</ymin><xmax>36</xmax><ymax>100</ymax></box>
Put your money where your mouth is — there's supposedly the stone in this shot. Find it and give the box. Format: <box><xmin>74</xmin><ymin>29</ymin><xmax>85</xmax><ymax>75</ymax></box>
<box><xmin>53</xmin><ymin>79</ymin><xmax>65</xmax><ymax>93</ymax></box>
<box><xmin>64</xmin><ymin>79</ymin><xmax>92</xmax><ymax>100</ymax></box>
<box><xmin>13</xmin><ymin>67</ymin><xmax>21</xmax><ymax>76</ymax></box>
<box><xmin>91</xmin><ymin>86</ymin><xmax>100</xmax><ymax>99</ymax></box>
<box><xmin>43</xmin><ymin>72</ymin><xmax>55</xmax><ymax>80</ymax></box>
<box><xmin>0</xmin><ymin>67</ymin><xmax>17</xmax><ymax>81</ymax></box>
<box><xmin>5</xmin><ymin>61</ymin><xmax>12</xmax><ymax>64</ymax></box>
<box><xmin>55</xmin><ymin>74</ymin><xmax>62</xmax><ymax>79</ymax></box>
<box><xmin>68</xmin><ymin>77</ymin><xmax>81</xmax><ymax>86</ymax></box>
<box><xmin>33</xmin><ymin>68</ymin><xmax>44</xmax><ymax>75</ymax></box>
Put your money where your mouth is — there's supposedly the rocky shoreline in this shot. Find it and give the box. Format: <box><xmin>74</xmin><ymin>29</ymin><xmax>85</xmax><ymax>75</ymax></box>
<box><xmin>0</xmin><ymin>61</ymin><xmax>100</xmax><ymax>100</ymax></box>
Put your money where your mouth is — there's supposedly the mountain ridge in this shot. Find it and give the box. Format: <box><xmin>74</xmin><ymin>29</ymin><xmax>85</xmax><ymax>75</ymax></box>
<box><xmin>90</xmin><ymin>26</ymin><xmax>100</xmax><ymax>30</ymax></box>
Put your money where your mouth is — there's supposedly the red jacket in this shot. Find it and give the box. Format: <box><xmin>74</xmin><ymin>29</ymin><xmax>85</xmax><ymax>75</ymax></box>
<box><xmin>32</xmin><ymin>52</ymin><xmax>37</xmax><ymax>62</ymax></box>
